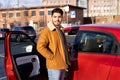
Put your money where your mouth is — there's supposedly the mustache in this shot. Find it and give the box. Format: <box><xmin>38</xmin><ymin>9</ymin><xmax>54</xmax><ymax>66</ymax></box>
<box><xmin>55</xmin><ymin>20</ymin><xmax>60</xmax><ymax>22</ymax></box>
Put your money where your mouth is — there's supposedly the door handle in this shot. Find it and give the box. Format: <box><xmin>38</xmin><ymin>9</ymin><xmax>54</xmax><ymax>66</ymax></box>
<box><xmin>31</xmin><ymin>58</ymin><xmax>36</xmax><ymax>62</ymax></box>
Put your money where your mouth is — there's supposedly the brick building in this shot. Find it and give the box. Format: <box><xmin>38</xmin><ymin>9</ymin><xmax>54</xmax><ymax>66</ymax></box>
<box><xmin>0</xmin><ymin>5</ymin><xmax>84</xmax><ymax>32</ymax></box>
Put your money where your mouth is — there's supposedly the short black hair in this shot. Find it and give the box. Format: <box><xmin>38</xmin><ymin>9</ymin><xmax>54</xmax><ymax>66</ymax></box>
<box><xmin>52</xmin><ymin>8</ymin><xmax>63</xmax><ymax>16</ymax></box>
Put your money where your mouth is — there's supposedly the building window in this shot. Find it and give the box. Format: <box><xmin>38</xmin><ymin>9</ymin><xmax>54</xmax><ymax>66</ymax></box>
<box><xmin>16</xmin><ymin>12</ymin><xmax>20</xmax><ymax>17</ymax></box>
<box><xmin>16</xmin><ymin>21</ymin><xmax>21</xmax><ymax>26</ymax></box>
<box><xmin>31</xmin><ymin>11</ymin><xmax>36</xmax><ymax>16</ymax></box>
<box><xmin>48</xmin><ymin>10</ymin><xmax>52</xmax><ymax>15</ymax></box>
<box><xmin>40</xmin><ymin>11</ymin><xmax>44</xmax><ymax>16</ymax></box>
<box><xmin>24</xmin><ymin>11</ymin><xmax>28</xmax><ymax>17</ymax></box>
<box><xmin>40</xmin><ymin>22</ymin><xmax>45</xmax><ymax>27</ymax></box>
<box><xmin>25</xmin><ymin>22</ymin><xmax>29</xmax><ymax>26</ymax></box>
<box><xmin>10</xmin><ymin>23</ymin><xmax>14</xmax><ymax>28</ymax></box>
<box><xmin>3</xmin><ymin>23</ymin><xmax>7</xmax><ymax>28</ymax></box>
<box><xmin>9</xmin><ymin>13</ymin><xmax>14</xmax><ymax>18</ymax></box>
<box><xmin>2</xmin><ymin>13</ymin><xmax>6</xmax><ymax>18</ymax></box>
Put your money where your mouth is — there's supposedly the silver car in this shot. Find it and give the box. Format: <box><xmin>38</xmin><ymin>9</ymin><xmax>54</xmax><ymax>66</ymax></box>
<box><xmin>11</xmin><ymin>26</ymin><xmax>36</xmax><ymax>42</ymax></box>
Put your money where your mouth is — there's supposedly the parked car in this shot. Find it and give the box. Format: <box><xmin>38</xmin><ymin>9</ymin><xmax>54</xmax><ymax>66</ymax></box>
<box><xmin>64</xmin><ymin>25</ymin><xmax>80</xmax><ymax>35</ymax></box>
<box><xmin>70</xmin><ymin>24</ymin><xmax>120</xmax><ymax>80</ymax></box>
<box><xmin>0</xmin><ymin>28</ymin><xmax>9</xmax><ymax>39</ymax></box>
<box><xmin>11</xmin><ymin>26</ymin><xmax>36</xmax><ymax>41</ymax></box>
<box><xmin>4</xmin><ymin>24</ymin><xmax>120</xmax><ymax>80</ymax></box>
<box><xmin>64</xmin><ymin>26</ymin><xmax>80</xmax><ymax>47</ymax></box>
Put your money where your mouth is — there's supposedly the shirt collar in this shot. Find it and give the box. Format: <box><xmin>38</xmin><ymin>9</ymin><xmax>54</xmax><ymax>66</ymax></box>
<box><xmin>47</xmin><ymin>21</ymin><xmax>63</xmax><ymax>31</ymax></box>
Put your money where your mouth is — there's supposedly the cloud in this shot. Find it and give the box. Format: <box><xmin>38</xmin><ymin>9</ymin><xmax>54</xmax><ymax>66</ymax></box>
<box><xmin>0</xmin><ymin>0</ymin><xmax>42</xmax><ymax>8</ymax></box>
<box><xmin>18</xmin><ymin>0</ymin><xmax>42</xmax><ymax>7</ymax></box>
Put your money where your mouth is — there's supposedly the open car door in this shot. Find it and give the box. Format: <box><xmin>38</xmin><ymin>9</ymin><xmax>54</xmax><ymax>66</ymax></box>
<box><xmin>4</xmin><ymin>31</ymin><xmax>47</xmax><ymax>80</ymax></box>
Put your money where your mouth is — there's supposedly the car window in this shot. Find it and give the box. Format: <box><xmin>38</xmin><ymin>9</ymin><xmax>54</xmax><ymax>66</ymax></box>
<box><xmin>0</xmin><ymin>29</ymin><xmax>9</xmax><ymax>32</ymax></box>
<box><xmin>11</xmin><ymin>27</ymin><xmax>16</xmax><ymax>31</ymax></box>
<box><xmin>2</xmin><ymin>29</ymin><xmax>9</xmax><ymax>32</ymax></box>
<box><xmin>64</xmin><ymin>27</ymin><xmax>79</xmax><ymax>35</ymax></box>
<box><xmin>66</xmin><ymin>35</ymin><xmax>76</xmax><ymax>47</ymax></box>
<box><xmin>10</xmin><ymin>33</ymin><xmax>35</xmax><ymax>55</ymax></box>
<box><xmin>73</xmin><ymin>30</ymin><xmax>114</xmax><ymax>54</ymax></box>
<box><xmin>23</xmin><ymin>27</ymin><xmax>34</xmax><ymax>31</ymax></box>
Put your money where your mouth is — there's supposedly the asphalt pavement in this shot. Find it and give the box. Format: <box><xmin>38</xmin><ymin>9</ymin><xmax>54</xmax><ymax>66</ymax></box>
<box><xmin>0</xmin><ymin>40</ymin><xmax>7</xmax><ymax>80</ymax></box>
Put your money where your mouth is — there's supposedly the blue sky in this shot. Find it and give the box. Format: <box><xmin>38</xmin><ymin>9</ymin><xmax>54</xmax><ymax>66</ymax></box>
<box><xmin>0</xmin><ymin>0</ymin><xmax>42</xmax><ymax>8</ymax></box>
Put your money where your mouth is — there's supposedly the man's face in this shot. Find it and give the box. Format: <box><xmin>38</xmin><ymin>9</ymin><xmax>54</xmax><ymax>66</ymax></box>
<box><xmin>52</xmin><ymin>12</ymin><xmax>63</xmax><ymax>27</ymax></box>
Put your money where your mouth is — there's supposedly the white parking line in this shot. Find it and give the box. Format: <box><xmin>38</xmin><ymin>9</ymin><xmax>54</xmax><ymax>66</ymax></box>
<box><xmin>0</xmin><ymin>76</ymin><xmax>7</xmax><ymax>80</ymax></box>
<box><xmin>0</xmin><ymin>55</ymin><xmax>4</xmax><ymax>58</ymax></box>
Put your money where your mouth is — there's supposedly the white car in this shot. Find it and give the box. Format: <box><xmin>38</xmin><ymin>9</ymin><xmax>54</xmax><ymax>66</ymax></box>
<box><xmin>0</xmin><ymin>28</ymin><xmax>9</xmax><ymax>39</ymax></box>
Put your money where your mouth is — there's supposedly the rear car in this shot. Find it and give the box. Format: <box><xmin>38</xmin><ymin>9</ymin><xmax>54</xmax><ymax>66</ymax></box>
<box><xmin>11</xmin><ymin>26</ymin><xmax>36</xmax><ymax>41</ymax></box>
<box><xmin>0</xmin><ymin>28</ymin><xmax>9</xmax><ymax>39</ymax></box>
<box><xmin>64</xmin><ymin>25</ymin><xmax>80</xmax><ymax>35</ymax></box>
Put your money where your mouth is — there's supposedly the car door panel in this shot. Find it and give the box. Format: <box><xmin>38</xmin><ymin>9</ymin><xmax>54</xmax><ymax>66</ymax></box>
<box><xmin>72</xmin><ymin>53</ymin><xmax>116</xmax><ymax>80</ymax></box>
<box><xmin>4</xmin><ymin>31</ymin><xmax>47</xmax><ymax>80</ymax></box>
<box><xmin>12</xmin><ymin>54</ymin><xmax>40</xmax><ymax>80</ymax></box>
<box><xmin>15</xmin><ymin>55</ymin><xmax>40</xmax><ymax>78</ymax></box>
<box><xmin>71</xmin><ymin>30</ymin><xmax>117</xmax><ymax>80</ymax></box>
<box><xmin>108</xmin><ymin>56</ymin><xmax>120</xmax><ymax>80</ymax></box>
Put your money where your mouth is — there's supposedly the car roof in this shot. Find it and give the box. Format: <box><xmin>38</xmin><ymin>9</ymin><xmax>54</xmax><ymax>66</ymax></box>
<box><xmin>80</xmin><ymin>24</ymin><xmax>120</xmax><ymax>28</ymax></box>
<box><xmin>64</xmin><ymin>24</ymin><xmax>120</xmax><ymax>43</ymax></box>
<box><xmin>79</xmin><ymin>24</ymin><xmax>120</xmax><ymax>31</ymax></box>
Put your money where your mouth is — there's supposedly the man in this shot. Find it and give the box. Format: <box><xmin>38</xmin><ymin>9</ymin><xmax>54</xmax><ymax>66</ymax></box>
<box><xmin>37</xmin><ymin>8</ymin><xmax>70</xmax><ymax>80</ymax></box>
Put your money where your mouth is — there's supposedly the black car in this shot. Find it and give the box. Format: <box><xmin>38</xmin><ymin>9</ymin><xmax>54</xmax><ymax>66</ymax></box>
<box><xmin>11</xmin><ymin>26</ymin><xmax>36</xmax><ymax>41</ymax></box>
<box><xmin>0</xmin><ymin>28</ymin><xmax>9</xmax><ymax>39</ymax></box>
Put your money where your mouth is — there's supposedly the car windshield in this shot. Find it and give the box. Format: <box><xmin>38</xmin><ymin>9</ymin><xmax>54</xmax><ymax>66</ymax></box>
<box><xmin>1</xmin><ymin>29</ymin><xmax>9</xmax><ymax>32</ymax></box>
<box><xmin>23</xmin><ymin>27</ymin><xmax>34</xmax><ymax>31</ymax></box>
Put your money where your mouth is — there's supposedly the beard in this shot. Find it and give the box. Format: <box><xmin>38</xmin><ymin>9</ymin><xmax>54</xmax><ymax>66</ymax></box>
<box><xmin>52</xmin><ymin>21</ymin><xmax>61</xmax><ymax>27</ymax></box>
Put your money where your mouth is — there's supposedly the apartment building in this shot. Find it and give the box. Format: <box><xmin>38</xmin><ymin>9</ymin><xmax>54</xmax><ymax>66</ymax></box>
<box><xmin>88</xmin><ymin>0</ymin><xmax>120</xmax><ymax>17</ymax></box>
<box><xmin>87</xmin><ymin>0</ymin><xmax>120</xmax><ymax>23</ymax></box>
<box><xmin>42</xmin><ymin>0</ymin><xmax>87</xmax><ymax>17</ymax></box>
<box><xmin>0</xmin><ymin>5</ymin><xmax>84</xmax><ymax>30</ymax></box>
<box><xmin>42</xmin><ymin>0</ymin><xmax>77</xmax><ymax>6</ymax></box>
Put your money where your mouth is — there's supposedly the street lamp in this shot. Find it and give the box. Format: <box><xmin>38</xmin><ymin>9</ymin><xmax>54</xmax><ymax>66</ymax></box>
<box><xmin>64</xmin><ymin>5</ymin><xmax>69</xmax><ymax>26</ymax></box>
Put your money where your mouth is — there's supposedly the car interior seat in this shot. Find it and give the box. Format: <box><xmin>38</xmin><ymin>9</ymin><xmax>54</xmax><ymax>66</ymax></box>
<box><xmin>81</xmin><ymin>37</ymin><xmax>101</xmax><ymax>52</ymax></box>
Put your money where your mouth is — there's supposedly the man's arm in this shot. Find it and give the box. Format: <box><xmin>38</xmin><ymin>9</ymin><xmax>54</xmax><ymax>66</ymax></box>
<box><xmin>37</xmin><ymin>29</ymin><xmax>54</xmax><ymax>60</ymax></box>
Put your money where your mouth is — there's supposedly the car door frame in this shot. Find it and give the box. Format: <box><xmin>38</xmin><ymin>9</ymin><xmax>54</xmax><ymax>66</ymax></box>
<box><xmin>4</xmin><ymin>31</ymin><xmax>41</xmax><ymax>80</ymax></box>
